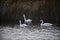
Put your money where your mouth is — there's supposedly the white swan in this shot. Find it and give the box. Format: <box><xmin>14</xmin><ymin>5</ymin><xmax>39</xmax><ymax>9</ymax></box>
<box><xmin>40</xmin><ymin>19</ymin><xmax>53</xmax><ymax>28</ymax></box>
<box><xmin>23</xmin><ymin>14</ymin><xmax>32</xmax><ymax>24</ymax></box>
<box><xmin>19</xmin><ymin>20</ymin><xmax>27</xmax><ymax>27</ymax></box>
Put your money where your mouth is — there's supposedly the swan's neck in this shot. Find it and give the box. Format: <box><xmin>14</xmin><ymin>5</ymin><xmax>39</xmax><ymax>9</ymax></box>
<box><xmin>19</xmin><ymin>20</ymin><xmax>21</xmax><ymax>25</ymax></box>
<box><xmin>41</xmin><ymin>20</ymin><xmax>44</xmax><ymax>24</ymax></box>
<box><xmin>23</xmin><ymin>14</ymin><xmax>26</xmax><ymax>21</ymax></box>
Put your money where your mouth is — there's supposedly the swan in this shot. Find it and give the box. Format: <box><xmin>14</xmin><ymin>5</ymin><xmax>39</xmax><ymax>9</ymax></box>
<box><xmin>19</xmin><ymin>20</ymin><xmax>27</xmax><ymax>27</ymax></box>
<box><xmin>40</xmin><ymin>19</ymin><xmax>53</xmax><ymax>28</ymax></box>
<box><xmin>23</xmin><ymin>14</ymin><xmax>32</xmax><ymax>24</ymax></box>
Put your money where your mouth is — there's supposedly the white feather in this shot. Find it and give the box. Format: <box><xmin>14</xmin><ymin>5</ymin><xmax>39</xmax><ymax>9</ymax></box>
<box><xmin>19</xmin><ymin>20</ymin><xmax>27</xmax><ymax>27</ymax></box>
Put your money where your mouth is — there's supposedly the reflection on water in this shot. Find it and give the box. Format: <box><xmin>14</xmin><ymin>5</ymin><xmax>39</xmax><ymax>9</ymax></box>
<box><xmin>0</xmin><ymin>25</ymin><xmax>60</xmax><ymax>40</ymax></box>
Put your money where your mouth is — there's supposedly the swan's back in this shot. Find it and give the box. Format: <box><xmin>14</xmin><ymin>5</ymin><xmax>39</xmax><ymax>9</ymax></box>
<box><xmin>44</xmin><ymin>23</ymin><xmax>53</xmax><ymax>26</ymax></box>
<box><xmin>23</xmin><ymin>24</ymin><xmax>27</xmax><ymax>26</ymax></box>
<box><xmin>40</xmin><ymin>23</ymin><xmax>53</xmax><ymax>27</ymax></box>
<box><xmin>20</xmin><ymin>24</ymin><xmax>27</xmax><ymax>28</ymax></box>
<box><xmin>25</xmin><ymin>19</ymin><xmax>32</xmax><ymax>25</ymax></box>
<box><xmin>25</xmin><ymin>19</ymin><xmax>32</xmax><ymax>22</ymax></box>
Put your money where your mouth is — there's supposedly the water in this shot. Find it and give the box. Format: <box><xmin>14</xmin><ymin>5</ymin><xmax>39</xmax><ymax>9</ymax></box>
<box><xmin>0</xmin><ymin>25</ymin><xmax>60</xmax><ymax>40</ymax></box>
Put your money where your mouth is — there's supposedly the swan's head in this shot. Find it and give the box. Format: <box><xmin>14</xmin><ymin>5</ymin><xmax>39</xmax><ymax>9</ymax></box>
<box><xmin>40</xmin><ymin>19</ymin><xmax>43</xmax><ymax>22</ymax></box>
<box><xmin>40</xmin><ymin>19</ymin><xmax>44</xmax><ymax>24</ymax></box>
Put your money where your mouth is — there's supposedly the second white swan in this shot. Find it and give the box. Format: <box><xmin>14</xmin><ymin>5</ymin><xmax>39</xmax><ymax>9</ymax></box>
<box><xmin>40</xmin><ymin>19</ymin><xmax>53</xmax><ymax>28</ymax></box>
